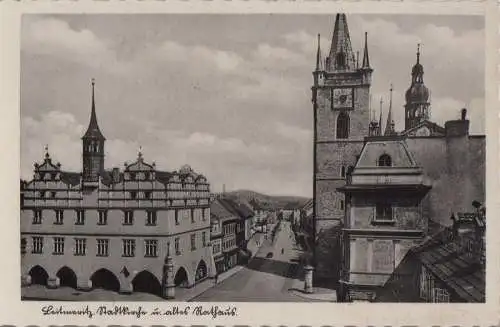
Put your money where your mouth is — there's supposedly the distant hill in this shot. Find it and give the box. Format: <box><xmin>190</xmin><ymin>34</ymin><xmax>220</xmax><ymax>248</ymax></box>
<box><xmin>226</xmin><ymin>189</ymin><xmax>310</xmax><ymax>211</ymax></box>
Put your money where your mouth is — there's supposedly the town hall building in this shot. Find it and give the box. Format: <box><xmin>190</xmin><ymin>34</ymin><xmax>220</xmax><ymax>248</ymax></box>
<box><xmin>20</xmin><ymin>80</ymin><xmax>213</xmax><ymax>298</ymax></box>
<box><xmin>312</xmin><ymin>14</ymin><xmax>485</xmax><ymax>301</ymax></box>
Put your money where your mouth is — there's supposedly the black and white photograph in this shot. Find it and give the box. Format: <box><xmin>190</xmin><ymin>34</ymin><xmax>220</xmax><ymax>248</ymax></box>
<box><xmin>19</xmin><ymin>12</ymin><xmax>486</xmax><ymax>304</ymax></box>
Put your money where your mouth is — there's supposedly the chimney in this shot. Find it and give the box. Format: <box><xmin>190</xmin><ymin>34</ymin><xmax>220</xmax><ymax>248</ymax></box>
<box><xmin>112</xmin><ymin>167</ymin><xmax>120</xmax><ymax>183</ymax></box>
<box><xmin>445</xmin><ymin>108</ymin><xmax>470</xmax><ymax>137</ymax></box>
<box><xmin>451</xmin><ymin>212</ymin><xmax>476</xmax><ymax>237</ymax></box>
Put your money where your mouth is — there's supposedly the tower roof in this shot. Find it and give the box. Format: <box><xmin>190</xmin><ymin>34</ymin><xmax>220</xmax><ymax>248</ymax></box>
<box><xmin>384</xmin><ymin>84</ymin><xmax>396</xmax><ymax>136</ymax></box>
<box><xmin>82</xmin><ymin>79</ymin><xmax>105</xmax><ymax>140</ymax></box>
<box><xmin>328</xmin><ymin>13</ymin><xmax>355</xmax><ymax>71</ymax></box>
<box><xmin>406</xmin><ymin>44</ymin><xmax>429</xmax><ymax>104</ymax></box>
<box><xmin>362</xmin><ymin>32</ymin><xmax>371</xmax><ymax>69</ymax></box>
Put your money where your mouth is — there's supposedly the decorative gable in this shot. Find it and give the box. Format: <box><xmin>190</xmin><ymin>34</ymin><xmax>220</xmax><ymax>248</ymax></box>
<box><xmin>401</xmin><ymin>120</ymin><xmax>445</xmax><ymax>137</ymax></box>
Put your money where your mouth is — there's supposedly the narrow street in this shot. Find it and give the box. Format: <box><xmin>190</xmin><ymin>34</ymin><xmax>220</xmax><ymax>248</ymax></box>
<box><xmin>192</xmin><ymin>220</ymin><xmax>308</xmax><ymax>302</ymax></box>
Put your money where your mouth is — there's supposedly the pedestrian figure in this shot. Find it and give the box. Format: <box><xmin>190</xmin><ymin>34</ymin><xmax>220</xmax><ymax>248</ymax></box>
<box><xmin>214</xmin><ymin>272</ymin><xmax>219</xmax><ymax>285</ymax></box>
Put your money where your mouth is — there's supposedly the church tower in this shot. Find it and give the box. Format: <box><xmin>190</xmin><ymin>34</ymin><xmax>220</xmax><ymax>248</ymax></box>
<box><xmin>82</xmin><ymin>79</ymin><xmax>105</xmax><ymax>185</ymax></box>
<box><xmin>404</xmin><ymin>45</ymin><xmax>430</xmax><ymax>130</ymax></box>
<box><xmin>312</xmin><ymin>14</ymin><xmax>372</xmax><ymax>280</ymax></box>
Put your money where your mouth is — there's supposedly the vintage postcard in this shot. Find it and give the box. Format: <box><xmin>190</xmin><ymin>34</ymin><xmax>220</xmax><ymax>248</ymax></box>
<box><xmin>0</xmin><ymin>0</ymin><xmax>499</xmax><ymax>326</ymax></box>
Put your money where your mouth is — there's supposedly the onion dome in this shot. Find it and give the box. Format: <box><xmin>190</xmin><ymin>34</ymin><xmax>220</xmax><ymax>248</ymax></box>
<box><xmin>405</xmin><ymin>44</ymin><xmax>429</xmax><ymax>104</ymax></box>
<box><xmin>405</xmin><ymin>83</ymin><xmax>429</xmax><ymax>103</ymax></box>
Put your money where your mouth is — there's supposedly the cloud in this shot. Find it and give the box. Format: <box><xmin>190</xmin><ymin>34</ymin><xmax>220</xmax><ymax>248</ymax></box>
<box><xmin>22</xmin><ymin>17</ymin><xmax>129</xmax><ymax>74</ymax></box>
<box><xmin>155</xmin><ymin>41</ymin><xmax>243</xmax><ymax>73</ymax></box>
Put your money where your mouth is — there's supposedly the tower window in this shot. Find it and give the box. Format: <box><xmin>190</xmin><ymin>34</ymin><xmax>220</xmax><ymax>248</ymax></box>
<box><xmin>336</xmin><ymin>112</ymin><xmax>350</xmax><ymax>139</ymax></box>
<box><xmin>340</xmin><ymin>166</ymin><xmax>346</xmax><ymax>178</ymax></box>
<box><xmin>378</xmin><ymin>154</ymin><xmax>392</xmax><ymax>167</ymax></box>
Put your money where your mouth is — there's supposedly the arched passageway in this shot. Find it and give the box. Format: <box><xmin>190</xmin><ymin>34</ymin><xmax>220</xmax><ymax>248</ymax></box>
<box><xmin>56</xmin><ymin>266</ymin><xmax>77</xmax><ymax>288</ymax></box>
<box><xmin>90</xmin><ymin>269</ymin><xmax>120</xmax><ymax>292</ymax></box>
<box><xmin>132</xmin><ymin>270</ymin><xmax>162</xmax><ymax>296</ymax></box>
<box><xmin>29</xmin><ymin>265</ymin><xmax>48</xmax><ymax>286</ymax></box>
<box><xmin>174</xmin><ymin>267</ymin><xmax>189</xmax><ymax>288</ymax></box>
<box><xmin>195</xmin><ymin>260</ymin><xmax>208</xmax><ymax>282</ymax></box>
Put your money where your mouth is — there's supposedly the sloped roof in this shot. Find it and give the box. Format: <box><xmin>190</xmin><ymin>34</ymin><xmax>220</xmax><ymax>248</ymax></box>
<box><xmin>356</xmin><ymin>140</ymin><xmax>418</xmax><ymax>168</ymax></box>
<box><xmin>210</xmin><ymin>199</ymin><xmax>239</xmax><ymax>222</ymax></box>
<box><xmin>218</xmin><ymin>198</ymin><xmax>254</xmax><ymax>220</ymax></box>
<box><xmin>411</xmin><ymin>226</ymin><xmax>485</xmax><ymax>302</ymax></box>
<box><xmin>302</xmin><ymin>198</ymin><xmax>313</xmax><ymax>210</ymax></box>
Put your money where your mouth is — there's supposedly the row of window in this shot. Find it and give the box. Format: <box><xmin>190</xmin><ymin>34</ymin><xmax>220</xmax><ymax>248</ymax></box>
<box><xmin>29</xmin><ymin>190</ymin><xmax>208</xmax><ymax>199</ymax></box>
<box><xmin>223</xmin><ymin>223</ymin><xmax>236</xmax><ymax>235</ymax></box>
<box><xmin>24</xmin><ymin>232</ymin><xmax>209</xmax><ymax>257</ymax></box>
<box><xmin>222</xmin><ymin>237</ymin><xmax>236</xmax><ymax>250</ymax></box>
<box><xmin>32</xmin><ymin>208</ymin><xmax>208</xmax><ymax>226</ymax></box>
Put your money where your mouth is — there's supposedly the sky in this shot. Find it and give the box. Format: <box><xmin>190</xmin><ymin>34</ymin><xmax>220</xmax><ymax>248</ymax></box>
<box><xmin>20</xmin><ymin>14</ymin><xmax>485</xmax><ymax>197</ymax></box>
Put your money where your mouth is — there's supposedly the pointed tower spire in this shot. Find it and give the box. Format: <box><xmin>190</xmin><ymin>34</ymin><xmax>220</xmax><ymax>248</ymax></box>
<box><xmin>328</xmin><ymin>13</ymin><xmax>355</xmax><ymax>71</ymax></box>
<box><xmin>362</xmin><ymin>32</ymin><xmax>370</xmax><ymax>69</ymax></box>
<box><xmin>378</xmin><ymin>97</ymin><xmax>384</xmax><ymax>136</ymax></box>
<box><xmin>416</xmin><ymin>43</ymin><xmax>420</xmax><ymax>64</ymax></box>
<box><xmin>83</xmin><ymin>78</ymin><xmax>105</xmax><ymax>140</ymax></box>
<box><xmin>384</xmin><ymin>84</ymin><xmax>394</xmax><ymax>136</ymax></box>
<box><xmin>315</xmin><ymin>34</ymin><xmax>322</xmax><ymax>71</ymax></box>
<box><xmin>82</xmin><ymin>78</ymin><xmax>106</xmax><ymax>185</ymax></box>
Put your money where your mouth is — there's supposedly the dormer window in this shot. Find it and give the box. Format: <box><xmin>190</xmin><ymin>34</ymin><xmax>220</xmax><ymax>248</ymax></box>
<box><xmin>378</xmin><ymin>154</ymin><xmax>392</xmax><ymax>167</ymax></box>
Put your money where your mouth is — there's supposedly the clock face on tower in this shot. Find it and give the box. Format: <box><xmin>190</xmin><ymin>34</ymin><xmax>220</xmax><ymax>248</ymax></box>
<box><xmin>332</xmin><ymin>88</ymin><xmax>354</xmax><ymax>109</ymax></box>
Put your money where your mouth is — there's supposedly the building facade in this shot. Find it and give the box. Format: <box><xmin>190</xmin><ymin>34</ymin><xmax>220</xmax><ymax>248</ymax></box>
<box><xmin>313</xmin><ymin>14</ymin><xmax>485</xmax><ymax>299</ymax></box>
<box><xmin>210</xmin><ymin>199</ymin><xmax>239</xmax><ymax>274</ymax></box>
<box><xmin>312</xmin><ymin>14</ymin><xmax>372</xmax><ymax>281</ymax></box>
<box><xmin>21</xmin><ymin>81</ymin><xmax>213</xmax><ymax>297</ymax></box>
